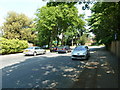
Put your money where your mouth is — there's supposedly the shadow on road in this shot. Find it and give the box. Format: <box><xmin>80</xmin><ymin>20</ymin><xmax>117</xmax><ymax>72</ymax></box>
<box><xmin>71</xmin><ymin>46</ymin><xmax>118</xmax><ymax>88</ymax></box>
<box><xmin>2</xmin><ymin>53</ymin><xmax>88</xmax><ymax>88</ymax></box>
<box><xmin>3</xmin><ymin>46</ymin><xmax>118</xmax><ymax>88</ymax></box>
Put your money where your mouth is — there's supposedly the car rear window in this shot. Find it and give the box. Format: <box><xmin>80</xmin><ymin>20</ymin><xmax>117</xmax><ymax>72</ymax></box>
<box><xmin>74</xmin><ymin>47</ymin><xmax>86</xmax><ymax>50</ymax></box>
<box><xmin>27</xmin><ymin>47</ymin><xmax>34</xmax><ymax>49</ymax></box>
<box><xmin>35</xmin><ymin>47</ymin><xmax>41</xmax><ymax>49</ymax></box>
<box><xmin>58</xmin><ymin>47</ymin><xmax>64</xmax><ymax>49</ymax></box>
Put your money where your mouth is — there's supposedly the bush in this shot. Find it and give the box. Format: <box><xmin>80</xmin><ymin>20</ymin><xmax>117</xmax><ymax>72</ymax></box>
<box><xmin>0</xmin><ymin>38</ymin><xmax>28</xmax><ymax>54</ymax></box>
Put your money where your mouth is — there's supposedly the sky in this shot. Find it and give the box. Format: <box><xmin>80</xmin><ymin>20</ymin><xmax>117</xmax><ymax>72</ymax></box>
<box><xmin>0</xmin><ymin>0</ymin><xmax>47</xmax><ymax>26</ymax></box>
<box><xmin>0</xmin><ymin>0</ymin><xmax>92</xmax><ymax>26</ymax></box>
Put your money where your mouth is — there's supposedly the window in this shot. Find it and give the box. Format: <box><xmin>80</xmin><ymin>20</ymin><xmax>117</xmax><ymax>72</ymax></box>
<box><xmin>35</xmin><ymin>47</ymin><xmax>40</xmax><ymax>49</ymax></box>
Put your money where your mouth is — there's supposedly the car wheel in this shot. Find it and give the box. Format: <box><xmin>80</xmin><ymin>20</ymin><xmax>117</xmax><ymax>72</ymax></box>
<box><xmin>43</xmin><ymin>51</ymin><xmax>46</xmax><ymax>54</ymax></box>
<box><xmin>33</xmin><ymin>52</ymin><xmax>37</xmax><ymax>56</ymax></box>
<box><xmin>72</xmin><ymin>58</ymin><xmax>75</xmax><ymax>60</ymax></box>
<box><xmin>66</xmin><ymin>50</ymin><xmax>68</xmax><ymax>53</ymax></box>
<box><xmin>89</xmin><ymin>53</ymin><xmax>90</xmax><ymax>57</ymax></box>
<box><xmin>85</xmin><ymin>56</ymin><xmax>89</xmax><ymax>60</ymax></box>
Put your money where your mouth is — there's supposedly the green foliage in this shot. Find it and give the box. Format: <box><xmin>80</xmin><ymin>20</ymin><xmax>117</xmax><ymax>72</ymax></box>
<box><xmin>35</xmin><ymin>2</ymin><xmax>85</xmax><ymax>46</ymax></box>
<box><xmin>88</xmin><ymin>2</ymin><xmax>120</xmax><ymax>45</ymax></box>
<box><xmin>0</xmin><ymin>38</ymin><xmax>28</xmax><ymax>54</ymax></box>
<box><xmin>77</xmin><ymin>34</ymin><xmax>88</xmax><ymax>45</ymax></box>
<box><xmin>2</xmin><ymin>11</ymin><xmax>37</xmax><ymax>43</ymax></box>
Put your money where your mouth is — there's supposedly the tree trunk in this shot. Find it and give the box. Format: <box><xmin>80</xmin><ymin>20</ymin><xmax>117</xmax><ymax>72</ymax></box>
<box><xmin>61</xmin><ymin>33</ymin><xmax>65</xmax><ymax>46</ymax></box>
<box><xmin>57</xmin><ymin>36</ymin><xmax>59</xmax><ymax>46</ymax></box>
<box><xmin>72</xmin><ymin>39</ymin><xmax>74</xmax><ymax>46</ymax></box>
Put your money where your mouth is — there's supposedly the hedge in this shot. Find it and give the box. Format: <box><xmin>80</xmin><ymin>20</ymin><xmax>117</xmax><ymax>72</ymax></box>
<box><xmin>0</xmin><ymin>38</ymin><xmax>28</xmax><ymax>54</ymax></box>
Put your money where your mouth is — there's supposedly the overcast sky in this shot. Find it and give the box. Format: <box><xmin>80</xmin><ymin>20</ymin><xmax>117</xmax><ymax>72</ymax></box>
<box><xmin>0</xmin><ymin>0</ymin><xmax>91</xmax><ymax>26</ymax></box>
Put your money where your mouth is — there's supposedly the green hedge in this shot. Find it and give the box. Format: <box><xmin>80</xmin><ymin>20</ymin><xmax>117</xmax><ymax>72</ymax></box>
<box><xmin>0</xmin><ymin>38</ymin><xmax>28</xmax><ymax>54</ymax></box>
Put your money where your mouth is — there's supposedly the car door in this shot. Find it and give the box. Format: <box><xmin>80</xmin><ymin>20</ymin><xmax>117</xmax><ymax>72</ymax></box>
<box><xmin>66</xmin><ymin>46</ymin><xmax>70</xmax><ymax>52</ymax></box>
<box><xmin>64</xmin><ymin>46</ymin><xmax>67</xmax><ymax>52</ymax></box>
<box><xmin>68</xmin><ymin>46</ymin><xmax>71</xmax><ymax>52</ymax></box>
<box><xmin>35</xmin><ymin>47</ymin><xmax>40</xmax><ymax>54</ymax></box>
<box><xmin>39</xmin><ymin>47</ymin><xmax>45</xmax><ymax>54</ymax></box>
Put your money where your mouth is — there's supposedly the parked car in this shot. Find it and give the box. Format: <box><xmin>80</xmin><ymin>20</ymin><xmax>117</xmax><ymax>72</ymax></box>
<box><xmin>50</xmin><ymin>47</ymin><xmax>58</xmax><ymax>52</ymax></box>
<box><xmin>23</xmin><ymin>46</ymin><xmax>46</xmax><ymax>56</ymax></box>
<box><xmin>71</xmin><ymin>46</ymin><xmax>90</xmax><ymax>60</ymax></box>
<box><xmin>57</xmin><ymin>46</ymin><xmax>71</xmax><ymax>53</ymax></box>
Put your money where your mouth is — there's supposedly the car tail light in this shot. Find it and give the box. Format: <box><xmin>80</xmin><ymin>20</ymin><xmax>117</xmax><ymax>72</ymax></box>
<box><xmin>24</xmin><ymin>50</ymin><xmax>30</xmax><ymax>52</ymax></box>
<box><xmin>63</xmin><ymin>48</ymin><xmax>65</xmax><ymax>50</ymax></box>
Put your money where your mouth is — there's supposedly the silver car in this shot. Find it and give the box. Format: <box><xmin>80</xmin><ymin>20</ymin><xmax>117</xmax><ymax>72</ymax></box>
<box><xmin>23</xmin><ymin>46</ymin><xmax>46</xmax><ymax>56</ymax></box>
<box><xmin>71</xmin><ymin>46</ymin><xmax>90</xmax><ymax>60</ymax></box>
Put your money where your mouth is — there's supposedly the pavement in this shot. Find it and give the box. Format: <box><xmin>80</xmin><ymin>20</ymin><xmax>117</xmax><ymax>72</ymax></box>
<box><xmin>71</xmin><ymin>47</ymin><xmax>119</xmax><ymax>88</ymax></box>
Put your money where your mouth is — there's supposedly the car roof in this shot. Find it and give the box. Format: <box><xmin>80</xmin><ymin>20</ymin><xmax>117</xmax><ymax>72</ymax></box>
<box><xmin>27</xmin><ymin>46</ymin><xmax>40</xmax><ymax>48</ymax></box>
<box><xmin>76</xmin><ymin>45</ymin><xmax>88</xmax><ymax>48</ymax></box>
<box><xmin>31</xmin><ymin>46</ymin><xmax>39</xmax><ymax>48</ymax></box>
<box><xmin>58</xmin><ymin>45</ymin><xmax>69</xmax><ymax>47</ymax></box>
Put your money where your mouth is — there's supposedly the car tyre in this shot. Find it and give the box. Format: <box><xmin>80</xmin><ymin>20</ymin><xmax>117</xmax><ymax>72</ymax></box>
<box><xmin>43</xmin><ymin>51</ymin><xmax>46</xmax><ymax>54</ymax></box>
<box><xmin>89</xmin><ymin>54</ymin><xmax>90</xmax><ymax>57</ymax></box>
<box><xmin>66</xmin><ymin>50</ymin><xmax>68</xmax><ymax>53</ymax></box>
<box><xmin>33</xmin><ymin>52</ymin><xmax>37</xmax><ymax>56</ymax></box>
<box><xmin>86</xmin><ymin>56</ymin><xmax>89</xmax><ymax>60</ymax></box>
<box><xmin>72</xmin><ymin>58</ymin><xmax>75</xmax><ymax>60</ymax></box>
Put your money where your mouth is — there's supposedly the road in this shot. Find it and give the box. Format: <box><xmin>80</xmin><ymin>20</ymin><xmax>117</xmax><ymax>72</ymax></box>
<box><xmin>1</xmin><ymin>46</ymin><xmax>118</xmax><ymax>88</ymax></box>
<box><xmin>1</xmin><ymin>47</ymin><xmax>87</xmax><ymax>88</ymax></box>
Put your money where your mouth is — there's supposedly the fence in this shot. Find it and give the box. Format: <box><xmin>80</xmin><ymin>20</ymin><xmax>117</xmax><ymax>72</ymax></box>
<box><xmin>110</xmin><ymin>41</ymin><xmax>120</xmax><ymax>58</ymax></box>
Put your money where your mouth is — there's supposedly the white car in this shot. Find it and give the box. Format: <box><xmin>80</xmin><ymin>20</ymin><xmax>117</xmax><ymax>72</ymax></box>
<box><xmin>71</xmin><ymin>46</ymin><xmax>90</xmax><ymax>60</ymax></box>
<box><xmin>23</xmin><ymin>46</ymin><xmax>46</xmax><ymax>56</ymax></box>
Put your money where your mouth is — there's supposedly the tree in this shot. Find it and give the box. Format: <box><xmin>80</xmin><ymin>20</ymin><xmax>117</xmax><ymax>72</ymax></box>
<box><xmin>3</xmin><ymin>11</ymin><xmax>37</xmax><ymax>43</ymax></box>
<box><xmin>88</xmin><ymin>2</ymin><xmax>120</xmax><ymax>46</ymax></box>
<box><xmin>35</xmin><ymin>2</ymin><xmax>85</xmax><ymax>47</ymax></box>
<box><xmin>78</xmin><ymin>34</ymin><xmax>88</xmax><ymax>45</ymax></box>
<box><xmin>35</xmin><ymin>6</ymin><xmax>58</xmax><ymax>47</ymax></box>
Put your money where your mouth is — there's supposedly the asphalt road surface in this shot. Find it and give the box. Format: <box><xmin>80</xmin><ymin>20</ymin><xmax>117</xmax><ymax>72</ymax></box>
<box><xmin>1</xmin><ymin>47</ymin><xmax>89</xmax><ymax>88</ymax></box>
<box><xmin>1</xmin><ymin>46</ymin><xmax>117</xmax><ymax>88</ymax></box>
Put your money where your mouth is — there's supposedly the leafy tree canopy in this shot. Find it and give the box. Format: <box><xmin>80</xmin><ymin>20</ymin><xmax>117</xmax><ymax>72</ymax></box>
<box><xmin>88</xmin><ymin>2</ymin><xmax>120</xmax><ymax>45</ymax></box>
<box><xmin>35</xmin><ymin>2</ymin><xmax>85</xmax><ymax>46</ymax></box>
<box><xmin>3</xmin><ymin>11</ymin><xmax>37</xmax><ymax>43</ymax></box>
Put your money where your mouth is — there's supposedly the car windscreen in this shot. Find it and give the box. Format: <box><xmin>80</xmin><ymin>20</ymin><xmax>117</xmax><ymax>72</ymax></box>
<box><xmin>27</xmin><ymin>47</ymin><xmax>34</xmax><ymax>49</ymax></box>
<box><xmin>74</xmin><ymin>47</ymin><xmax>86</xmax><ymax>51</ymax></box>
